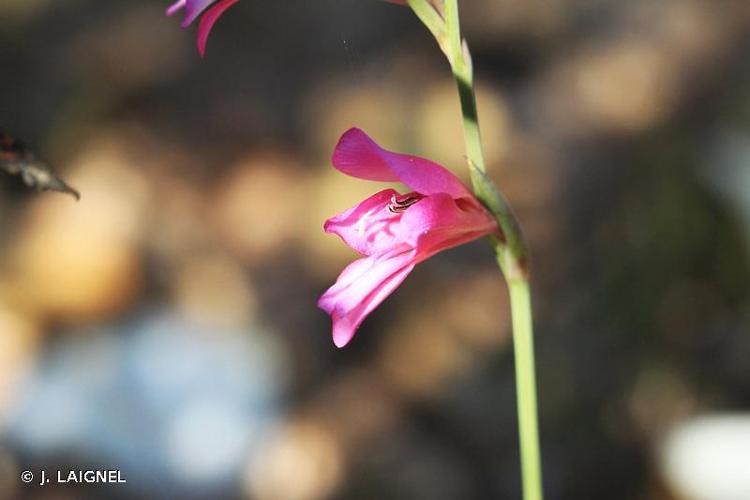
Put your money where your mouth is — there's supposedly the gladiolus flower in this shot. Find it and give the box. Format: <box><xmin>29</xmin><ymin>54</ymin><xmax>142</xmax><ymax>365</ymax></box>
<box><xmin>318</xmin><ymin>128</ymin><xmax>498</xmax><ymax>347</ymax></box>
<box><xmin>167</xmin><ymin>0</ymin><xmax>239</xmax><ymax>56</ymax></box>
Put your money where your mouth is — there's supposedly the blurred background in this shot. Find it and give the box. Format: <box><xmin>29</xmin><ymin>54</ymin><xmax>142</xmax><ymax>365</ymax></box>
<box><xmin>1</xmin><ymin>0</ymin><xmax>749</xmax><ymax>498</ymax></box>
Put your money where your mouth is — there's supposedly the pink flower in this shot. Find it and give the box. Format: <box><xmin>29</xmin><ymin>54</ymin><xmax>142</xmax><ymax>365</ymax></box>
<box><xmin>167</xmin><ymin>0</ymin><xmax>239</xmax><ymax>56</ymax></box>
<box><xmin>319</xmin><ymin>128</ymin><xmax>498</xmax><ymax>347</ymax></box>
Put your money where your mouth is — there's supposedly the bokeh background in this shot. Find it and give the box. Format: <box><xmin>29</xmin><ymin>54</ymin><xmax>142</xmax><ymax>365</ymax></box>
<box><xmin>1</xmin><ymin>1</ymin><xmax>749</xmax><ymax>499</ymax></box>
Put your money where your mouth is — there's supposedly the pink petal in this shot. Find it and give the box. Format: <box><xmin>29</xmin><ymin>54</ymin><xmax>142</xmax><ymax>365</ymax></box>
<box><xmin>167</xmin><ymin>0</ymin><xmax>217</xmax><ymax>27</ymax></box>
<box><xmin>166</xmin><ymin>0</ymin><xmax>187</xmax><ymax>17</ymax></box>
<box><xmin>318</xmin><ymin>247</ymin><xmax>416</xmax><ymax>348</ymax></box>
<box><xmin>397</xmin><ymin>192</ymin><xmax>497</xmax><ymax>250</ymax></box>
<box><xmin>323</xmin><ymin>188</ymin><xmax>403</xmax><ymax>256</ymax></box>
<box><xmin>196</xmin><ymin>0</ymin><xmax>239</xmax><ymax>56</ymax></box>
<box><xmin>332</xmin><ymin>128</ymin><xmax>473</xmax><ymax>199</ymax></box>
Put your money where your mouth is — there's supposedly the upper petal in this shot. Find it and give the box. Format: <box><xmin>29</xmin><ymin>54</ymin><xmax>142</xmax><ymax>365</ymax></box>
<box><xmin>332</xmin><ymin>128</ymin><xmax>472</xmax><ymax>199</ymax></box>
<box><xmin>318</xmin><ymin>246</ymin><xmax>416</xmax><ymax>348</ymax></box>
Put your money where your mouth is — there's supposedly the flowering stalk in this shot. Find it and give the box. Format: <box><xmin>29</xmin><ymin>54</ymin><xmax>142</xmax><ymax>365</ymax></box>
<box><xmin>406</xmin><ymin>1</ymin><xmax>543</xmax><ymax>498</ymax></box>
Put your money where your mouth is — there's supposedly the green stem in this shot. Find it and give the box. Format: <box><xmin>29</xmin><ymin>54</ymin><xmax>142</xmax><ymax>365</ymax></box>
<box><xmin>442</xmin><ymin>0</ymin><xmax>526</xmax><ymax>267</ymax></box>
<box><xmin>444</xmin><ymin>0</ymin><xmax>484</xmax><ymax>177</ymax></box>
<box><xmin>508</xmin><ymin>278</ymin><xmax>543</xmax><ymax>500</ymax></box>
<box><xmin>409</xmin><ymin>1</ymin><xmax>544</xmax><ymax>499</ymax></box>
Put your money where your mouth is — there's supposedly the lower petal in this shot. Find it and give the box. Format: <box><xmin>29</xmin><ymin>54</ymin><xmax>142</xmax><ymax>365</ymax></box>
<box><xmin>318</xmin><ymin>247</ymin><xmax>416</xmax><ymax>348</ymax></box>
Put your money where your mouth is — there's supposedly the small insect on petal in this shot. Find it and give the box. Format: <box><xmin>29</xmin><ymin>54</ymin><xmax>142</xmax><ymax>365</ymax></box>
<box><xmin>387</xmin><ymin>193</ymin><xmax>424</xmax><ymax>214</ymax></box>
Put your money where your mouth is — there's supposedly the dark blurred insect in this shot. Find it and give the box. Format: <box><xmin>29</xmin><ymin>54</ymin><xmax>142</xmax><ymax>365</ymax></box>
<box><xmin>0</xmin><ymin>131</ymin><xmax>80</xmax><ymax>200</ymax></box>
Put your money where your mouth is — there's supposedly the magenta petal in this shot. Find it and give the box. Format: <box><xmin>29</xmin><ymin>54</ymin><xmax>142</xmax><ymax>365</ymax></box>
<box><xmin>324</xmin><ymin>188</ymin><xmax>403</xmax><ymax>256</ymax></box>
<box><xmin>170</xmin><ymin>0</ymin><xmax>216</xmax><ymax>26</ymax></box>
<box><xmin>196</xmin><ymin>0</ymin><xmax>239</xmax><ymax>56</ymax></box>
<box><xmin>397</xmin><ymin>193</ymin><xmax>498</xmax><ymax>250</ymax></box>
<box><xmin>166</xmin><ymin>0</ymin><xmax>186</xmax><ymax>17</ymax></box>
<box><xmin>318</xmin><ymin>247</ymin><xmax>416</xmax><ymax>348</ymax></box>
<box><xmin>332</xmin><ymin>128</ymin><xmax>472</xmax><ymax>199</ymax></box>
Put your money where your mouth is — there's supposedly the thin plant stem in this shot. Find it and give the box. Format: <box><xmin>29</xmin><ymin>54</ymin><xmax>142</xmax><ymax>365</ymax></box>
<box><xmin>409</xmin><ymin>1</ymin><xmax>544</xmax><ymax>499</ymax></box>
<box><xmin>442</xmin><ymin>0</ymin><xmax>526</xmax><ymax>267</ymax></box>
<box><xmin>508</xmin><ymin>278</ymin><xmax>543</xmax><ymax>500</ymax></box>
